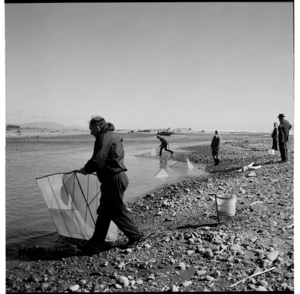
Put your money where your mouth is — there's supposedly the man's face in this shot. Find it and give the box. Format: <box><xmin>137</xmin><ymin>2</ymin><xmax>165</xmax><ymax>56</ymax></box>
<box><xmin>90</xmin><ymin>124</ymin><xmax>100</xmax><ymax>138</ymax></box>
<box><xmin>278</xmin><ymin>117</ymin><xmax>283</xmax><ymax>123</ymax></box>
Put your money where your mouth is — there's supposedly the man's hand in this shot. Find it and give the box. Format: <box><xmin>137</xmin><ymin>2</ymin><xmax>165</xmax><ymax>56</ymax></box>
<box><xmin>78</xmin><ymin>168</ymin><xmax>88</xmax><ymax>175</ymax></box>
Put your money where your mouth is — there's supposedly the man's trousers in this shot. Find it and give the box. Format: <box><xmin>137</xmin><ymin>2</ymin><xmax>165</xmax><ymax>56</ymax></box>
<box><xmin>90</xmin><ymin>171</ymin><xmax>142</xmax><ymax>244</ymax></box>
<box><xmin>279</xmin><ymin>141</ymin><xmax>288</xmax><ymax>161</ymax></box>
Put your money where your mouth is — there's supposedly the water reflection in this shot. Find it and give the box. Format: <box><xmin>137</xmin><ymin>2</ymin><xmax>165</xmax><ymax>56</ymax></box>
<box><xmin>124</xmin><ymin>155</ymin><xmax>206</xmax><ymax>203</ymax></box>
<box><xmin>159</xmin><ymin>156</ymin><xmax>168</xmax><ymax>169</ymax></box>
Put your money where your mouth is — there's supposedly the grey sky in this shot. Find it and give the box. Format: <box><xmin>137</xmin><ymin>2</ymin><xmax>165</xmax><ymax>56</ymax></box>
<box><xmin>5</xmin><ymin>2</ymin><xmax>294</xmax><ymax>131</ymax></box>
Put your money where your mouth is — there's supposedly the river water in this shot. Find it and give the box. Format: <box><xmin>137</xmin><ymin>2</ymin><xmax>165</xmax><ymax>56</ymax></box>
<box><xmin>6</xmin><ymin>131</ymin><xmax>267</xmax><ymax>259</ymax></box>
<box><xmin>6</xmin><ymin>132</ymin><xmax>211</xmax><ymax>258</ymax></box>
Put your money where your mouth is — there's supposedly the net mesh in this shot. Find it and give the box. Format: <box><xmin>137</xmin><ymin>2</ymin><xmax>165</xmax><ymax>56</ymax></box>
<box><xmin>36</xmin><ymin>172</ymin><xmax>118</xmax><ymax>241</ymax></box>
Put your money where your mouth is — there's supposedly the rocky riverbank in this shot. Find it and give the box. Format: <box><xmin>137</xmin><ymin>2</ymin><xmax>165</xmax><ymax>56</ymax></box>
<box><xmin>6</xmin><ymin>137</ymin><xmax>294</xmax><ymax>292</ymax></box>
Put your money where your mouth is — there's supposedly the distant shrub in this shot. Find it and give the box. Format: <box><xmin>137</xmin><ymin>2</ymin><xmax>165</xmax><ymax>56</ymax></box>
<box><xmin>6</xmin><ymin>125</ymin><xmax>21</xmax><ymax>130</ymax></box>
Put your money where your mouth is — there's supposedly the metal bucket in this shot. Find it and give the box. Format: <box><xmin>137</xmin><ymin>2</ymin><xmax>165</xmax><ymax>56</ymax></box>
<box><xmin>215</xmin><ymin>195</ymin><xmax>236</xmax><ymax>217</ymax></box>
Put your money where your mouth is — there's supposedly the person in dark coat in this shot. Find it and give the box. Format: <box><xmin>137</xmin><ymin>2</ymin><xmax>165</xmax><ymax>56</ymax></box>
<box><xmin>211</xmin><ymin>130</ymin><xmax>221</xmax><ymax>165</ymax></box>
<box><xmin>78</xmin><ymin>116</ymin><xmax>144</xmax><ymax>254</ymax></box>
<box><xmin>271</xmin><ymin>122</ymin><xmax>278</xmax><ymax>151</ymax></box>
<box><xmin>277</xmin><ymin>114</ymin><xmax>292</xmax><ymax>163</ymax></box>
<box><xmin>157</xmin><ymin>135</ymin><xmax>174</xmax><ymax>157</ymax></box>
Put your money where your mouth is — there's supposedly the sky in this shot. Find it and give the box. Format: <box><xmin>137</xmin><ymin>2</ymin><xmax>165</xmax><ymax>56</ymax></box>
<box><xmin>4</xmin><ymin>2</ymin><xmax>294</xmax><ymax>132</ymax></box>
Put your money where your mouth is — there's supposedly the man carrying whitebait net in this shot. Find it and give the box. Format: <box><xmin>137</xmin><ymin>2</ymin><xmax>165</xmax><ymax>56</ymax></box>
<box><xmin>77</xmin><ymin>115</ymin><xmax>144</xmax><ymax>254</ymax></box>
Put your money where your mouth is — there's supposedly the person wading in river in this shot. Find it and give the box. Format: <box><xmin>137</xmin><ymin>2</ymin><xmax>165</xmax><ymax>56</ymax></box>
<box><xmin>77</xmin><ymin>116</ymin><xmax>144</xmax><ymax>254</ymax></box>
<box><xmin>157</xmin><ymin>135</ymin><xmax>174</xmax><ymax>157</ymax></box>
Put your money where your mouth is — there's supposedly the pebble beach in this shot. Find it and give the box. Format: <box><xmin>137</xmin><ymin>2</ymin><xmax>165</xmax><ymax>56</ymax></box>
<box><xmin>5</xmin><ymin>135</ymin><xmax>295</xmax><ymax>293</ymax></box>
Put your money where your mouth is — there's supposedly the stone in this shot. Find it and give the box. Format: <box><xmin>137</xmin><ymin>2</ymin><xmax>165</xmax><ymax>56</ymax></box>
<box><xmin>148</xmin><ymin>274</ymin><xmax>155</xmax><ymax>281</ymax></box>
<box><xmin>230</xmin><ymin>244</ymin><xmax>242</xmax><ymax>252</ymax></box>
<box><xmin>182</xmin><ymin>281</ymin><xmax>192</xmax><ymax>287</ymax></box>
<box><xmin>178</xmin><ymin>262</ymin><xmax>186</xmax><ymax>270</ymax></box>
<box><xmin>117</xmin><ymin>261</ymin><xmax>126</xmax><ymax>269</ymax></box>
<box><xmin>204</xmin><ymin>249</ymin><xmax>214</xmax><ymax>258</ymax></box>
<box><xmin>40</xmin><ymin>283</ymin><xmax>49</xmax><ymax>291</ymax></box>
<box><xmin>255</xmin><ymin>286</ymin><xmax>268</xmax><ymax>291</ymax></box>
<box><xmin>188</xmin><ymin>238</ymin><xmax>195</xmax><ymax>244</ymax></box>
<box><xmin>136</xmin><ymin>279</ymin><xmax>143</xmax><ymax>285</ymax></box>
<box><xmin>265</xmin><ymin>250</ymin><xmax>279</xmax><ymax>262</ymax></box>
<box><xmin>196</xmin><ymin>270</ymin><xmax>207</xmax><ymax>276</ymax></box>
<box><xmin>253</xmin><ymin>267</ymin><xmax>262</xmax><ymax>275</ymax></box>
<box><xmin>206</xmin><ymin>276</ymin><xmax>215</xmax><ymax>282</ymax></box>
<box><xmin>262</xmin><ymin>259</ymin><xmax>273</xmax><ymax>269</ymax></box>
<box><xmin>138</xmin><ymin>262</ymin><xmax>147</xmax><ymax>269</ymax></box>
<box><xmin>68</xmin><ymin>284</ymin><xmax>80</xmax><ymax>292</ymax></box>
<box><xmin>259</xmin><ymin>280</ymin><xmax>268</xmax><ymax>288</ymax></box>
<box><xmin>47</xmin><ymin>266</ymin><xmax>55</xmax><ymax>275</ymax></box>
<box><xmin>213</xmin><ymin>238</ymin><xmax>223</xmax><ymax>245</ymax></box>
<box><xmin>227</xmin><ymin>255</ymin><xmax>234</xmax><ymax>262</ymax></box>
<box><xmin>171</xmin><ymin>285</ymin><xmax>179</xmax><ymax>292</ymax></box>
<box><xmin>247</xmin><ymin>172</ymin><xmax>256</xmax><ymax>177</ymax></box>
<box><xmin>118</xmin><ymin>276</ymin><xmax>129</xmax><ymax>288</ymax></box>
<box><xmin>78</xmin><ymin>279</ymin><xmax>87</xmax><ymax>286</ymax></box>
<box><xmin>144</xmin><ymin>244</ymin><xmax>151</xmax><ymax>249</ymax></box>
<box><xmin>30</xmin><ymin>274</ymin><xmax>39</xmax><ymax>283</ymax></box>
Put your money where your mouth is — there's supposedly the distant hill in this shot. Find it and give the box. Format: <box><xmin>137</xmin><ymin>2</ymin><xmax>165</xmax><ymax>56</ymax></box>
<box><xmin>17</xmin><ymin>122</ymin><xmax>69</xmax><ymax>130</ymax></box>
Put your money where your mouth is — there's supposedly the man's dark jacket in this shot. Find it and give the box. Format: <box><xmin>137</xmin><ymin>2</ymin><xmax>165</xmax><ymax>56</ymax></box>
<box><xmin>211</xmin><ymin>135</ymin><xmax>221</xmax><ymax>150</ymax></box>
<box><xmin>159</xmin><ymin>137</ymin><xmax>168</xmax><ymax>147</ymax></box>
<box><xmin>278</xmin><ymin>119</ymin><xmax>292</xmax><ymax>143</ymax></box>
<box><xmin>84</xmin><ymin>123</ymin><xmax>127</xmax><ymax>182</ymax></box>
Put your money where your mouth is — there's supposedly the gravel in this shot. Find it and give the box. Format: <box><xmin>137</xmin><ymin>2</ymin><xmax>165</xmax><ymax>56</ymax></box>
<box><xmin>6</xmin><ymin>136</ymin><xmax>294</xmax><ymax>292</ymax></box>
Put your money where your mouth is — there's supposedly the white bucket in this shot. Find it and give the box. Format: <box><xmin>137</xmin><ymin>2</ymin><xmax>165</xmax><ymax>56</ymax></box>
<box><xmin>216</xmin><ymin>195</ymin><xmax>236</xmax><ymax>217</ymax></box>
<box><xmin>268</xmin><ymin>149</ymin><xmax>275</xmax><ymax>155</ymax></box>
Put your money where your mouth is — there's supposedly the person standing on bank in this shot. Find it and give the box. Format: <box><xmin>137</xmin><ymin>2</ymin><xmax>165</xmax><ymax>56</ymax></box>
<box><xmin>277</xmin><ymin>114</ymin><xmax>292</xmax><ymax>163</ymax></box>
<box><xmin>157</xmin><ymin>135</ymin><xmax>174</xmax><ymax>157</ymax></box>
<box><xmin>78</xmin><ymin>116</ymin><xmax>144</xmax><ymax>254</ymax></box>
<box><xmin>211</xmin><ymin>130</ymin><xmax>221</xmax><ymax>166</ymax></box>
<box><xmin>271</xmin><ymin>122</ymin><xmax>278</xmax><ymax>151</ymax></box>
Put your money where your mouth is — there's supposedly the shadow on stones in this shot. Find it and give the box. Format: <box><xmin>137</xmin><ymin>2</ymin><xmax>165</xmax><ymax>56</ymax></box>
<box><xmin>262</xmin><ymin>160</ymin><xmax>278</xmax><ymax>165</ymax></box>
<box><xmin>16</xmin><ymin>238</ymin><xmax>118</xmax><ymax>261</ymax></box>
<box><xmin>175</xmin><ymin>213</ymin><xmax>251</xmax><ymax>230</ymax></box>
<box><xmin>208</xmin><ymin>166</ymin><xmax>242</xmax><ymax>174</ymax></box>
<box><xmin>176</xmin><ymin>216</ymin><xmax>219</xmax><ymax>230</ymax></box>
<box><xmin>176</xmin><ymin>223</ymin><xmax>219</xmax><ymax>230</ymax></box>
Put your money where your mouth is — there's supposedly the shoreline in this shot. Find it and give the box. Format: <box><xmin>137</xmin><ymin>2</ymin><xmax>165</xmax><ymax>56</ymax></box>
<box><xmin>6</xmin><ymin>136</ymin><xmax>294</xmax><ymax>292</ymax></box>
<box><xmin>6</xmin><ymin>128</ymin><xmax>274</xmax><ymax>139</ymax></box>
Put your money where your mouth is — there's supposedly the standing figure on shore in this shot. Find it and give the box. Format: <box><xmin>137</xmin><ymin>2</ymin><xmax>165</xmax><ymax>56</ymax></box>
<box><xmin>211</xmin><ymin>130</ymin><xmax>221</xmax><ymax>166</ymax></box>
<box><xmin>277</xmin><ymin>114</ymin><xmax>292</xmax><ymax>163</ymax></box>
<box><xmin>157</xmin><ymin>135</ymin><xmax>174</xmax><ymax>157</ymax></box>
<box><xmin>77</xmin><ymin>116</ymin><xmax>144</xmax><ymax>254</ymax></box>
<box><xmin>271</xmin><ymin>122</ymin><xmax>278</xmax><ymax>151</ymax></box>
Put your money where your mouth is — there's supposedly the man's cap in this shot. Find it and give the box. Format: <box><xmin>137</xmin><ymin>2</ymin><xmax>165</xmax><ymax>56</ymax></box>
<box><xmin>278</xmin><ymin>114</ymin><xmax>285</xmax><ymax>118</ymax></box>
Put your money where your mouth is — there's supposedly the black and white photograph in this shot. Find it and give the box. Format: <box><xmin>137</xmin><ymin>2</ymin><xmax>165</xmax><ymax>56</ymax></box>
<box><xmin>4</xmin><ymin>1</ymin><xmax>296</xmax><ymax>292</ymax></box>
